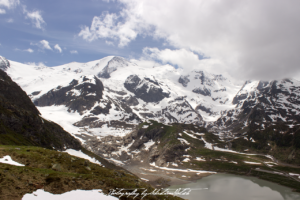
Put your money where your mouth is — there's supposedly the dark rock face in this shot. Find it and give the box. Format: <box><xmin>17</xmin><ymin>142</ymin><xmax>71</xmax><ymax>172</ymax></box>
<box><xmin>257</xmin><ymin>81</ymin><xmax>270</xmax><ymax>90</ymax></box>
<box><xmin>0</xmin><ymin>70</ymin><xmax>81</xmax><ymax>150</ymax></box>
<box><xmin>34</xmin><ymin>76</ymin><xmax>104</xmax><ymax>114</ymax></box>
<box><xmin>124</xmin><ymin>75</ymin><xmax>170</xmax><ymax>102</ymax></box>
<box><xmin>232</xmin><ymin>81</ymin><xmax>254</xmax><ymax>105</ymax></box>
<box><xmin>140</xmin><ymin>113</ymin><xmax>156</xmax><ymax>118</ymax></box>
<box><xmin>196</xmin><ymin>104</ymin><xmax>213</xmax><ymax>114</ymax></box>
<box><xmin>192</xmin><ymin>87</ymin><xmax>211</xmax><ymax>96</ymax></box>
<box><xmin>232</xmin><ymin>93</ymin><xmax>248</xmax><ymax>105</ymax></box>
<box><xmin>123</xmin><ymin>95</ymin><xmax>139</xmax><ymax>106</ymax></box>
<box><xmin>91</xmin><ymin>102</ymin><xmax>112</xmax><ymax>115</ymax></box>
<box><xmin>214</xmin><ymin>88</ymin><xmax>226</xmax><ymax>92</ymax></box>
<box><xmin>0</xmin><ymin>56</ymin><xmax>10</xmax><ymax>71</ymax></box>
<box><xmin>178</xmin><ymin>75</ymin><xmax>190</xmax><ymax>87</ymax></box>
<box><xmin>194</xmin><ymin>71</ymin><xmax>205</xmax><ymax>84</ymax></box>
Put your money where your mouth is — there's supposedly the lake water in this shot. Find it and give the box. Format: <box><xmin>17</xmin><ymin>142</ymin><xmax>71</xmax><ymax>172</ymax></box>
<box><xmin>167</xmin><ymin>174</ymin><xmax>300</xmax><ymax>200</ymax></box>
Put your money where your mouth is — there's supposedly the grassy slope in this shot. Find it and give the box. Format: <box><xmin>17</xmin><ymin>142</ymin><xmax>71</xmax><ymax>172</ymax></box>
<box><xmin>0</xmin><ymin>145</ymin><xmax>182</xmax><ymax>200</ymax></box>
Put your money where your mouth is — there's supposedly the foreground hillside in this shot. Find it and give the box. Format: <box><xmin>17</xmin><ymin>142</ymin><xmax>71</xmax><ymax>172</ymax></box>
<box><xmin>0</xmin><ymin>68</ymin><xmax>81</xmax><ymax>150</ymax></box>
<box><xmin>0</xmin><ymin>145</ymin><xmax>181</xmax><ymax>200</ymax></box>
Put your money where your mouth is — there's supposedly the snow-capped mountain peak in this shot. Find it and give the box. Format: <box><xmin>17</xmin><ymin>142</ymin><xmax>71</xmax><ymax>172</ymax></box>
<box><xmin>97</xmin><ymin>56</ymin><xmax>135</xmax><ymax>78</ymax></box>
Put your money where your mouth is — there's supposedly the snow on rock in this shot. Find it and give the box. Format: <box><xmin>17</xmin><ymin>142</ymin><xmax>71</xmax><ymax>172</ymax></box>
<box><xmin>140</xmin><ymin>167</ymin><xmax>157</xmax><ymax>172</ymax></box>
<box><xmin>98</xmin><ymin>56</ymin><xmax>132</xmax><ymax>79</ymax></box>
<box><xmin>289</xmin><ymin>173</ymin><xmax>300</xmax><ymax>176</ymax></box>
<box><xmin>202</xmin><ymin>138</ymin><xmax>213</xmax><ymax>150</ymax></box>
<box><xmin>144</xmin><ymin>140</ymin><xmax>155</xmax><ymax>151</ymax></box>
<box><xmin>195</xmin><ymin>157</ymin><xmax>206</xmax><ymax>161</ymax></box>
<box><xmin>0</xmin><ymin>155</ymin><xmax>24</xmax><ymax>166</ymax></box>
<box><xmin>111</xmin><ymin>140</ymin><xmax>135</xmax><ymax>156</ymax></box>
<box><xmin>106</xmin><ymin>158</ymin><xmax>124</xmax><ymax>166</ymax></box>
<box><xmin>183</xmin><ymin>131</ymin><xmax>198</xmax><ymax>139</ymax></box>
<box><xmin>201</xmin><ymin>136</ymin><xmax>263</xmax><ymax>156</ymax></box>
<box><xmin>244</xmin><ymin>161</ymin><xmax>261</xmax><ymax>165</ymax></box>
<box><xmin>150</xmin><ymin>164</ymin><xmax>217</xmax><ymax>174</ymax></box>
<box><xmin>63</xmin><ymin>149</ymin><xmax>103</xmax><ymax>167</ymax></box>
<box><xmin>178</xmin><ymin>138</ymin><xmax>190</xmax><ymax>145</ymax></box>
<box><xmin>22</xmin><ymin>189</ymin><xmax>118</xmax><ymax>200</ymax></box>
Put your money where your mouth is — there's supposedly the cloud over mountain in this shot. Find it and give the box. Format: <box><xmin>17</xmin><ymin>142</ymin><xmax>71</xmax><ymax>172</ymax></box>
<box><xmin>80</xmin><ymin>0</ymin><xmax>300</xmax><ymax>80</ymax></box>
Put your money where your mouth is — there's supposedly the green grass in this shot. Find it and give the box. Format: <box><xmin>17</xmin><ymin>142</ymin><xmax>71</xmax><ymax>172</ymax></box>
<box><xmin>0</xmin><ymin>145</ymin><xmax>182</xmax><ymax>200</ymax></box>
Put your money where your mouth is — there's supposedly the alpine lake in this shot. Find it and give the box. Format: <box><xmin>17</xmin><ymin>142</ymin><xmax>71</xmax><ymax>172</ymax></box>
<box><xmin>167</xmin><ymin>173</ymin><xmax>300</xmax><ymax>200</ymax></box>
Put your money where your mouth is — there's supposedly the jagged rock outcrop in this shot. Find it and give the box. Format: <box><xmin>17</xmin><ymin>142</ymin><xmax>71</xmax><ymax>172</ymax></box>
<box><xmin>124</xmin><ymin>75</ymin><xmax>170</xmax><ymax>102</ymax></box>
<box><xmin>178</xmin><ymin>75</ymin><xmax>190</xmax><ymax>87</ymax></box>
<box><xmin>0</xmin><ymin>56</ymin><xmax>10</xmax><ymax>71</ymax></box>
<box><xmin>192</xmin><ymin>87</ymin><xmax>211</xmax><ymax>96</ymax></box>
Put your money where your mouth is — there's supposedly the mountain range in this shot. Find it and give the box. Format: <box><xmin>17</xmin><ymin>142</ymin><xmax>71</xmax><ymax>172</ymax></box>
<box><xmin>1</xmin><ymin>55</ymin><xmax>300</xmax><ymax>165</ymax></box>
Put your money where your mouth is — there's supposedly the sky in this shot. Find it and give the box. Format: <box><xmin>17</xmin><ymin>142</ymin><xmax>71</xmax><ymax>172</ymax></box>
<box><xmin>1</xmin><ymin>0</ymin><xmax>300</xmax><ymax>81</ymax></box>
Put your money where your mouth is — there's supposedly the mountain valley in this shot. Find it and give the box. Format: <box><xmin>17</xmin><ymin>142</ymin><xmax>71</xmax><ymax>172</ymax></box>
<box><xmin>1</xmin><ymin>54</ymin><xmax>300</xmax><ymax>196</ymax></box>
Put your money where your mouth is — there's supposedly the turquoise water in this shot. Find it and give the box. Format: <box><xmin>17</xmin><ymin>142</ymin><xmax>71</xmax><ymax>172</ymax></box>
<box><xmin>167</xmin><ymin>174</ymin><xmax>300</xmax><ymax>200</ymax></box>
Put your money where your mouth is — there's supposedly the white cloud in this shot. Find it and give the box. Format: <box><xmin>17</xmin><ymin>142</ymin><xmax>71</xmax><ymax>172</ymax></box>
<box><xmin>105</xmin><ymin>40</ymin><xmax>114</xmax><ymax>46</ymax></box>
<box><xmin>0</xmin><ymin>1</ymin><xmax>45</xmax><ymax>29</ymax></box>
<box><xmin>14</xmin><ymin>48</ymin><xmax>34</xmax><ymax>53</ymax></box>
<box><xmin>23</xmin><ymin>7</ymin><xmax>45</xmax><ymax>30</ymax></box>
<box><xmin>54</xmin><ymin>44</ymin><xmax>62</xmax><ymax>53</ymax></box>
<box><xmin>78</xmin><ymin>11</ymin><xmax>141</xmax><ymax>47</ymax></box>
<box><xmin>143</xmin><ymin>48</ymin><xmax>200</xmax><ymax>69</ymax></box>
<box><xmin>34</xmin><ymin>40</ymin><xmax>52</xmax><ymax>50</ymax></box>
<box><xmin>24</xmin><ymin>48</ymin><xmax>34</xmax><ymax>53</ymax></box>
<box><xmin>84</xmin><ymin>0</ymin><xmax>300</xmax><ymax>80</ymax></box>
<box><xmin>0</xmin><ymin>0</ymin><xmax>19</xmax><ymax>14</ymax></box>
<box><xmin>70</xmin><ymin>50</ymin><xmax>78</xmax><ymax>54</ymax></box>
<box><xmin>142</xmin><ymin>47</ymin><xmax>231</xmax><ymax>78</ymax></box>
<box><xmin>0</xmin><ymin>0</ymin><xmax>20</xmax><ymax>9</ymax></box>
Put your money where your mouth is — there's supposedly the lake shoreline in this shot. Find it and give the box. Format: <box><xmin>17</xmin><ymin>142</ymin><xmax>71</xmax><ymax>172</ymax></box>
<box><xmin>167</xmin><ymin>173</ymin><xmax>300</xmax><ymax>200</ymax></box>
<box><xmin>124</xmin><ymin>161</ymin><xmax>300</xmax><ymax>193</ymax></box>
